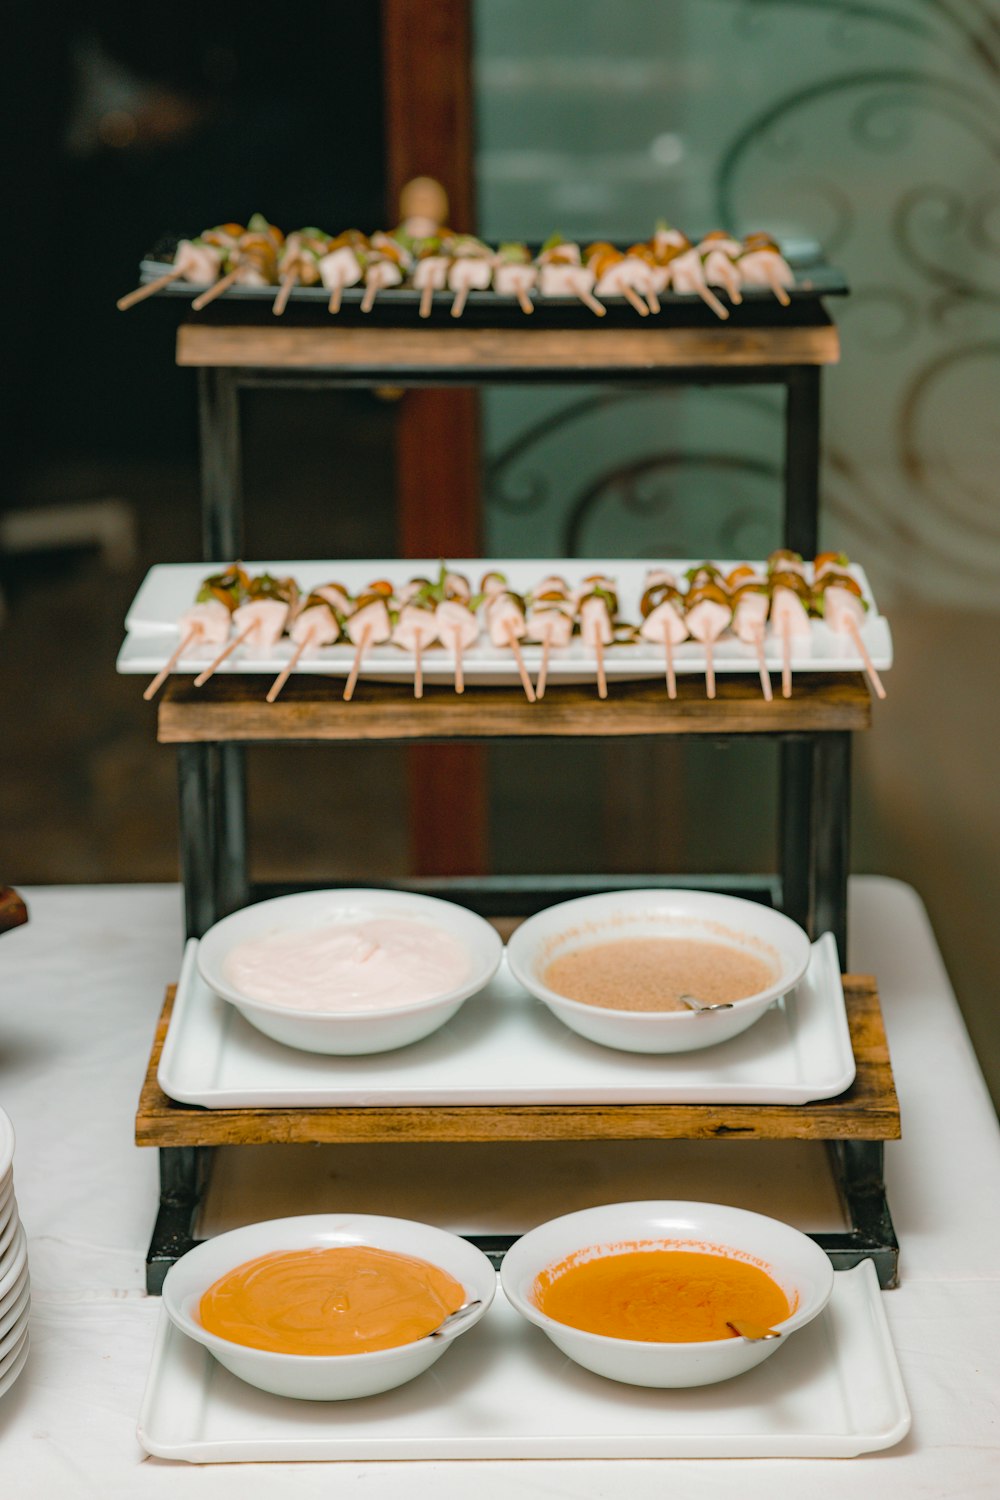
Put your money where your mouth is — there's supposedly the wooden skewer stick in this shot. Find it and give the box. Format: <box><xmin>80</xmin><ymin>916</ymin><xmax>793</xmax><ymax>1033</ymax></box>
<box><xmin>781</xmin><ymin>617</ymin><xmax>792</xmax><ymax>699</ymax></box>
<box><xmin>191</xmin><ymin>265</ymin><xmax>242</xmax><ymax>312</ymax></box>
<box><xmin>343</xmin><ymin>626</ymin><xmax>372</xmax><ymax>702</ymax></box>
<box><xmin>645</xmin><ymin>287</ymin><xmax>661</xmax><ymax>315</ymax></box>
<box><xmin>451</xmin><ymin>626</ymin><xmax>465</xmax><ymax>695</ymax></box>
<box><xmin>515</xmin><ymin>285</ymin><xmax>534</xmax><ymax>316</ymax></box>
<box><xmin>193</xmin><ymin>624</ymin><xmax>253</xmax><ymax>687</ymax></box>
<box><xmin>766</xmin><ymin>266</ymin><xmax>792</xmax><ymax>307</ymax></box>
<box><xmin>704</xmin><ymin>637</ymin><xmax>716</xmax><ymax>700</ymax></box>
<box><xmin>594</xmin><ymin>635</ymin><xmax>608</xmax><ymax>700</ymax></box>
<box><xmin>846</xmin><ymin>616</ymin><xmax>887</xmax><ymax>699</ymax></box>
<box><xmin>273</xmin><ymin>271</ymin><xmax>297</xmax><ymax>317</ymax></box>
<box><xmin>450</xmin><ymin>284</ymin><xmax>470</xmax><ymax>319</ymax></box>
<box><xmin>360</xmin><ymin>279</ymin><xmax>380</xmax><ymax>314</ymax></box>
<box><xmin>663</xmin><ymin>631</ymin><xmax>676</xmax><ymax>700</ymax></box>
<box><xmin>328</xmin><ymin>281</ymin><xmax>344</xmax><ymax>315</ymax></box>
<box><xmin>728</xmin><ymin>279</ymin><xmax>743</xmax><ymax>306</ymax></box>
<box><xmin>117</xmin><ymin>266</ymin><xmax>185</xmax><ymax>311</ymax></box>
<box><xmin>696</xmin><ymin>283</ymin><xmax>730</xmax><ymax>321</ymax></box>
<box><xmin>621</xmin><ymin>285</ymin><xmax>649</xmax><ymax>317</ymax></box>
<box><xmin>536</xmin><ymin>633</ymin><xmax>552</xmax><ymax>700</ymax></box>
<box><xmin>754</xmin><ymin>628</ymin><xmax>773</xmax><ymax>703</ymax></box>
<box><xmin>414</xmin><ymin>634</ymin><xmax>424</xmax><ymax>700</ymax></box>
<box><xmin>506</xmin><ymin>626</ymin><xmax>536</xmax><ymax>702</ymax></box>
<box><xmin>266</xmin><ymin>637</ymin><xmax>308</xmax><ymax>703</ymax></box>
<box><xmin>143</xmin><ymin>630</ymin><xmax>197</xmax><ymax>700</ymax></box>
<box><xmin>578</xmin><ymin>289</ymin><xmax>607</xmax><ymax>318</ymax></box>
<box><xmin>419</xmin><ymin>282</ymin><xmax>435</xmax><ymax>319</ymax></box>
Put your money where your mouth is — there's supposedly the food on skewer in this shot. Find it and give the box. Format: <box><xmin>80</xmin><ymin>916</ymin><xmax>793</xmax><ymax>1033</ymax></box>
<box><xmin>485</xmin><ymin>588</ymin><xmax>536</xmax><ymax>701</ymax></box>
<box><xmin>585</xmin><ymin>242</ymin><xmax>650</xmax><ymax>317</ymax></box>
<box><xmin>343</xmin><ymin>588</ymin><xmax>395</xmax><ymax>700</ymax></box>
<box><xmin>318</xmin><ymin>230</ymin><xmax>369</xmax><ymax>313</ymax></box>
<box><xmin>526</xmin><ymin>579</ymin><xmax>575</xmax><ymax>699</ymax></box>
<box><xmin>657</xmin><ymin>226</ymin><xmax>730</xmax><ymax>321</ymax></box>
<box><xmin>698</xmin><ymin>232</ymin><xmax>744</xmax><ymax>307</ymax></box>
<box><xmin>726</xmin><ymin>566</ymin><xmax>772</xmax><ymax>702</ymax></box>
<box><xmin>392</xmin><ymin>595</ymin><xmax>439</xmax><ymax>699</ymax></box>
<box><xmin>813</xmin><ymin>559</ymin><xmax>886</xmax><ymax>699</ymax></box>
<box><xmin>117</xmin><ymin>237</ymin><xmax>225</xmax><ymax>310</ymax></box>
<box><xmin>684</xmin><ymin>569</ymin><xmax>732</xmax><ymax>699</ymax></box>
<box><xmin>578</xmin><ymin>584</ymin><xmax>617</xmax><ymax>700</ymax></box>
<box><xmin>191</xmin><ymin>216</ymin><xmax>282</xmax><ymax>311</ymax></box>
<box><xmin>398</xmin><ymin>176</ymin><xmax>451</xmax><ymax>241</ymax></box>
<box><xmin>739</xmin><ymin>233</ymin><xmax>794</xmax><ymax>306</ymax></box>
<box><xmin>143</xmin><ymin>598</ymin><xmax>231</xmax><ymax>700</ymax></box>
<box><xmin>447</xmin><ymin>234</ymin><xmax>494</xmax><ymax>318</ymax></box>
<box><xmin>359</xmin><ymin>232</ymin><xmax>409</xmax><ymax>314</ymax></box>
<box><xmin>435</xmin><ymin>596</ymin><xmax>478</xmax><ymax>694</ymax></box>
<box><xmin>638</xmin><ymin>572</ymin><xmax>688</xmax><ymax>700</ymax></box>
<box><xmin>537</xmin><ymin>235</ymin><xmax>606</xmax><ymax>317</ymax></box>
<box><xmin>767</xmin><ymin>555</ymin><xmax>812</xmax><ymax>698</ymax></box>
<box><xmin>493</xmin><ymin>242</ymin><xmax>537</xmax><ymax>315</ymax></box>
<box><xmin>411</xmin><ymin>236</ymin><xmax>453</xmax><ymax>317</ymax></box>
<box><xmin>274</xmin><ymin>227</ymin><xmax>329</xmax><ymax>315</ymax></box>
<box><xmin>266</xmin><ymin>591</ymin><xmax>341</xmax><ymax>702</ymax></box>
<box><xmin>193</xmin><ymin>570</ymin><xmax>295</xmax><ymax>686</ymax></box>
<box><xmin>441</xmin><ymin>567</ymin><xmax>473</xmax><ymax>604</ymax></box>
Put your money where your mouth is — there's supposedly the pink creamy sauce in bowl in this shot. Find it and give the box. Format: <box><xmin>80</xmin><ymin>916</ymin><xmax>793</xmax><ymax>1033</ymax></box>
<box><xmin>198</xmin><ymin>890</ymin><xmax>503</xmax><ymax>1055</ymax></box>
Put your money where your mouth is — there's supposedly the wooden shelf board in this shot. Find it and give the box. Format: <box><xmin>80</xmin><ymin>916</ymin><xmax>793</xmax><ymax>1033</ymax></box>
<box><xmin>136</xmin><ymin>975</ymin><xmax>899</xmax><ymax>1148</ymax></box>
<box><xmin>157</xmin><ymin>673</ymin><xmax>871</xmax><ymax>744</ymax></box>
<box><xmin>176</xmin><ymin>322</ymin><xmax>840</xmax><ymax>373</ymax></box>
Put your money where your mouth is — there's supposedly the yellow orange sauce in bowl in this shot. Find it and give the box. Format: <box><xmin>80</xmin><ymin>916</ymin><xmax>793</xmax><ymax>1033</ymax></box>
<box><xmin>162</xmin><ymin>1215</ymin><xmax>497</xmax><ymax>1401</ymax></box>
<box><xmin>501</xmin><ymin>1201</ymin><xmax>834</xmax><ymax>1388</ymax></box>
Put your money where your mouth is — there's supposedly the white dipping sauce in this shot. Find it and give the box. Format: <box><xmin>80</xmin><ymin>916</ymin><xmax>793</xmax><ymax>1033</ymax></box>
<box><xmin>223</xmin><ymin>917</ymin><xmax>471</xmax><ymax>1012</ymax></box>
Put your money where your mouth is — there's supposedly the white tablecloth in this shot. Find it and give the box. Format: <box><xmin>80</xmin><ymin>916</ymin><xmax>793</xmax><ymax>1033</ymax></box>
<box><xmin>0</xmin><ymin>878</ymin><xmax>997</xmax><ymax>1496</ymax></box>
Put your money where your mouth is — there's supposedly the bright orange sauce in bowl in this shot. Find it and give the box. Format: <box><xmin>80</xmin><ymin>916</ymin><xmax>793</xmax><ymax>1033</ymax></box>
<box><xmin>199</xmin><ymin>1245</ymin><xmax>466</xmax><ymax>1356</ymax></box>
<box><xmin>534</xmin><ymin>1245</ymin><xmax>793</xmax><ymax>1343</ymax></box>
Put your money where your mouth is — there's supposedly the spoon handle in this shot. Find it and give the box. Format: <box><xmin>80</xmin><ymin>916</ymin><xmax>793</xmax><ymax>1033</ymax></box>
<box><xmin>428</xmin><ymin>1299</ymin><xmax>484</xmax><ymax>1341</ymax></box>
<box><xmin>727</xmin><ymin>1319</ymin><xmax>783</xmax><ymax>1342</ymax></box>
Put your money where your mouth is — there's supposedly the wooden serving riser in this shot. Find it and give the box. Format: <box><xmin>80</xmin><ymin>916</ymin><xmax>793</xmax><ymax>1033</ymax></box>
<box><xmin>177</xmin><ymin>318</ymin><xmax>840</xmax><ymax>375</ymax></box>
<box><xmin>136</xmin><ymin>974</ymin><xmax>899</xmax><ymax>1149</ymax></box>
<box><xmin>157</xmin><ymin>673</ymin><xmax>871</xmax><ymax>744</ymax></box>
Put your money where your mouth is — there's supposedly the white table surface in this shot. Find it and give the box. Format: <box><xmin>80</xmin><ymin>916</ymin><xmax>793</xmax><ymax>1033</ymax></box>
<box><xmin>0</xmin><ymin>877</ymin><xmax>997</xmax><ymax>1496</ymax></box>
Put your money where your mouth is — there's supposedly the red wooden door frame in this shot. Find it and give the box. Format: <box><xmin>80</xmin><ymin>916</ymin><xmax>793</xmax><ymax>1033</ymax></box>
<box><xmin>382</xmin><ymin>0</ymin><xmax>489</xmax><ymax>876</ymax></box>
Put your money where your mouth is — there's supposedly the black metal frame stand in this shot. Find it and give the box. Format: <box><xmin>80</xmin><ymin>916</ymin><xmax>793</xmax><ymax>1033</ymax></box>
<box><xmin>146</xmin><ymin>315</ymin><xmax>899</xmax><ymax>1295</ymax></box>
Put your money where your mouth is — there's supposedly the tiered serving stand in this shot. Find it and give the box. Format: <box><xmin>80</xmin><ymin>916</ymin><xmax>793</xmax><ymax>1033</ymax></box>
<box><xmin>133</xmin><ymin>272</ymin><xmax>901</xmax><ymax>1295</ymax></box>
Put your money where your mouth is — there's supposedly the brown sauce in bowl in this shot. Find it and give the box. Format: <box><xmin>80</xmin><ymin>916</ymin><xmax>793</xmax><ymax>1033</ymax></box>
<box><xmin>541</xmin><ymin>937</ymin><xmax>777</xmax><ymax>1012</ymax></box>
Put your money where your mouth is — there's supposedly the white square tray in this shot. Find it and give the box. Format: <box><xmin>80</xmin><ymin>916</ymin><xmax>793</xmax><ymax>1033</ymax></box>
<box><xmin>117</xmin><ymin>558</ymin><xmax>892</xmax><ymax>685</ymax></box>
<box><xmin>137</xmin><ymin>1261</ymin><xmax>909</xmax><ymax>1462</ymax></box>
<box><xmin>158</xmin><ymin>933</ymin><xmax>854</xmax><ymax>1108</ymax></box>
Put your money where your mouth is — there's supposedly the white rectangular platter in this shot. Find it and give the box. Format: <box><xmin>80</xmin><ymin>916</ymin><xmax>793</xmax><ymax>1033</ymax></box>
<box><xmin>137</xmin><ymin>1261</ymin><xmax>909</xmax><ymax>1462</ymax></box>
<box><xmin>118</xmin><ymin>558</ymin><xmax>892</xmax><ymax>685</ymax></box>
<box><xmin>158</xmin><ymin>933</ymin><xmax>854</xmax><ymax>1108</ymax></box>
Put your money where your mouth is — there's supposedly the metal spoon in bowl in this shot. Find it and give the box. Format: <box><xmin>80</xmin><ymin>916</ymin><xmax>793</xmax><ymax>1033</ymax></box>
<box><xmin>679</xmin><ymin>993</ymin><xmax>734</xmax><ymax>1014</ymax></box>
<box><xmin>427</xmin><ymin>1299</ymin><xmax>484</xmax><ymax>1341</ymax></box>
<box><xmin>726</xmin><ymin>1319</ymin><xmax>783</xmax><ymax>1342</ymax></box>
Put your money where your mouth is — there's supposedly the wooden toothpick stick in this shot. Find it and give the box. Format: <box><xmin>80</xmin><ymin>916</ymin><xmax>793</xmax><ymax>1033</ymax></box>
<box><xmin>191</xmin><ymin>265</ymin><xmax>242</xmax><ymax>312</ymax></box>
<box><xmin>266</xmin><ymin>637</ymin><xmax>307</xmax><ymax>703</ymax></box>
<box><xmin>846</xmin><ymin>616</ymin><xmax>886</xmax><ymax>699</ymax></box>
<box><xmin>117</xmin><ymin>266</ymin><xmax>184</xmax><ymax>311</ymax></box>
<box><xmin>754</xmin><ymin>628</ymin><xmax>773</xmax><ymax>703</ymax></box>
<box><xmin>193</xmin><ymin>624</ymin><xmax>252</xmax><ymax>687</ymax></box>
<box><xmin>143</xmin><ymin>630</ymin><xmax>196</xmax><ymax>700</ymax></box>
<box><xmin>506</xmin><ymin>626</ymin><xmax>536</xmax><ymax>702</ymax></box>
<box><xmin>343</xmin><ymin>626</ymin><xmax>372</xmax><ymax>701</ymax></box>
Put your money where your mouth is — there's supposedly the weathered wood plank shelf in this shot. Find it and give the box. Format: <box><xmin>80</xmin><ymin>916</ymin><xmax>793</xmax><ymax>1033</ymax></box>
<box><xmin>137</xmin><ymin>975</ymin><xmax>899</xmax><ymax>1148</ymax></box>
<box><xmin>177</xmin><ymin>318</ymin><xmax>840</xmax><ymax>376</ymax></box>
<box><xmin>157</xmin><ymin>673</ymin><xmax>872</xmax><ymax>744</ymax></box>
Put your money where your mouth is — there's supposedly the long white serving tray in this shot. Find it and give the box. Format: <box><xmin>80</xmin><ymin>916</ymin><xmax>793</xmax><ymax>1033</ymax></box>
<box><xmin>137</xmin><ymin>1261</ymin><xmax>909</xmax><ymax>1462</ymax></box>
<box><xmin>117</xmin><ymin>559</ymin><xmax>892</xmax><ymax>685</ymax></box>
<box><xmin>158</xmin><ymin>933</ymin><xmax>854</xmax><ymax>1108</ymax></box>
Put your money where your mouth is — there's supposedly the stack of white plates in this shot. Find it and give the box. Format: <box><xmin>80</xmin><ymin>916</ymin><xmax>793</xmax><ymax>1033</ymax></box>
<box><xmin>0</xmin><ymin>1107</ymin><xmax>29</xmax><ymax>1399</ymax></box>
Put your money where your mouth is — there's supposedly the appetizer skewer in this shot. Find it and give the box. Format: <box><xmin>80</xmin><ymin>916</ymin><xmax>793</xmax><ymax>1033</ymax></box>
<box><xmin>266</xmin><ymin>592</ymin><xmax>341</xmax><ymax>702</ymax></box>
<box><xmin>684</xmin><ymin>568</ymin><xmax>732</xmax><ymax>699</ymax></box>
<box><xmin>638</xmin><ymin>572</ymin><xmax>688</xmax><ymax>700</ymax></box>
<box><xmin>814</xmin><ymin>554</ymin><xmax>886</xmax><ymax>698</ymax></box>
<box><xmin>578</xmin><ymin>581</ymin><xmax>618</xmax><ymax>699</ymax></box>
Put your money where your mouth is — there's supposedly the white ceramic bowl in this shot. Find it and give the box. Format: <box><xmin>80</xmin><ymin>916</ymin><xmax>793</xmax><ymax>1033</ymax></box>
<box><xmin>501</xmin><ymin>1200</ymin><xmax>834</xmax><ymax>1388</ymax></box>
<box><xmin>506</xmin><ymin>890</ymin><xmax>811</xmax><ymax>1053</ymax></box>
<box><xmin>162</xmin><ymin>1214</ymin><xmax>497</xmax><ymax>1401</ymax></box>
<box><xmin>197</xmin><ymin>889</ymin><xmax>503</xmax><ymax>1055</ymax></box>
